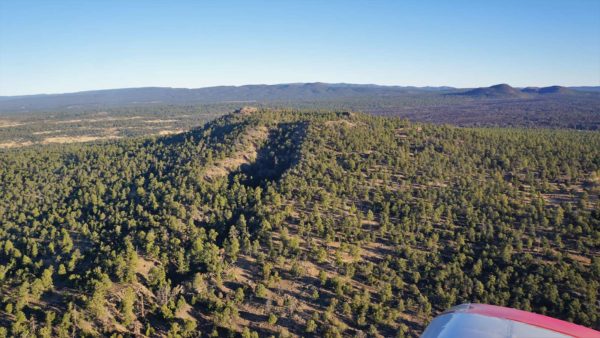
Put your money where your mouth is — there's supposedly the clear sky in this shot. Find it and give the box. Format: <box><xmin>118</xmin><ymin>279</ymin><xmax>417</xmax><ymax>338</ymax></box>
<box><xmin>0</xmin><ymin>0</ymin><xmax>599</xmax><ymax>95</ymax></box>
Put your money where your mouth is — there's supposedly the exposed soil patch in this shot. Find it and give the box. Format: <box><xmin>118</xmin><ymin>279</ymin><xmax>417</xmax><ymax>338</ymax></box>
<box><xmin>157</xmin><ymin>129</ymin><xmax>185</xmax><ymax>136</ymax></box>
<box><xmin>145</xmin><ymin>119</ymin><xmax>179</xmax><ymax>123</ymax></box>
<box><xmin>32</xmin><ymin>130</ymin><xmax>62</xmax><ymax>135</ymax></box>
<box><xmin>55</xmin><ymin>116</ymin><xmax>143</xmax><ymax>124</ymax></box>
<box><xmin>42</xmin><ymin>135</ymin><xmax>122</xmax><ymax>144</ymax></box>
<box><xmin>0</xmin><ymin>121</ymin><xmax>25</xmax><ymax>128</ymax></box>
<box><xmin>0</xmin><ymin>140</ymin><xmax>34</xmax><ymax>148</ymax></box>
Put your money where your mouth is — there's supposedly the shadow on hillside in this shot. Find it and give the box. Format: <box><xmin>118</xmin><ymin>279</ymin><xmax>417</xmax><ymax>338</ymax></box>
<box><xmin>231</xmin><ymin>121</ymin><xmax>307</xmax><ymax>188</ymax></box>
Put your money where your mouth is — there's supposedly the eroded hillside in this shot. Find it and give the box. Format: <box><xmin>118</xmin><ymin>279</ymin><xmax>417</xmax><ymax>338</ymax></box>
<box><xmin>0</xmin><ymin>110</ymin><xmax>598</xmax><ymax>337</ymax></box>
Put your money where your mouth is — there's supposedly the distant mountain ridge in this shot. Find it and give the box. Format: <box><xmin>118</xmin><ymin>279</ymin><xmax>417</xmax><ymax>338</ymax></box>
<box><xmin>457</xmin><ymin>84</ymin><xmax>527</xmax><ymax>98</ymax></box>
<box><xmin>456</xmin><ymin>84</ymin><xmax>579</xmax><ymax>98</ymax></box>
<box><xmin>521</xmin><ymin>86</ymin><xmax>575</xmax><ymax>95</ymax></box>
<box><xmin>0</xmin><ymin>83</ymin><xmax>451</xmax><ymax>112</ymax></box>
<box><xmin>0</xmin><ymin>82</ymin><xmax>597</xmax><ymax>113</ymax></box>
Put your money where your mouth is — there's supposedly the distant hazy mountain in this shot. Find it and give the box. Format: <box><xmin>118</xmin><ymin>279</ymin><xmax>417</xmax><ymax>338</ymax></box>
<box><xmin>0</xmin><ymin>83</ymin><xmax>453</xmax><ymax>113</ymax></box>
<box><xmin>0</xmin><ymin>82</ymin><xmax>595</xmax><ymax>113</ymax></box>
<box><xmin>569</xmin><ymin>86</ymin><xmax>600</xmax><ymax>93</ymax></box>
<box><xmin>456</xmin><ymin>84</ymin><xmax>527</xmax><ymax>98</ymax></box>
<box><xmin>521</xmin><ymin>86</ymin><xmax>575</xmax><ymax>95</ymax></box>
<box><xmin>454</xmin><ymin>84</ymin><xmax>583</xmax><ymax>98</ymax></box>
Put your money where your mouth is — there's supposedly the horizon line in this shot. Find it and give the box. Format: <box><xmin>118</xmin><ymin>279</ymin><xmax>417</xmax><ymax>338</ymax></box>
<box><xmin>2</xmin><ymin>81</ymin><xmax>599</xmax><ymax>97</ymax></box>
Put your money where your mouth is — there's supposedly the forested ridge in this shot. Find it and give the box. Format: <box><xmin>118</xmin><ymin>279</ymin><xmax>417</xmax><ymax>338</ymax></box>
<box><xmin>0</xmin><ymin>109</ymin><xmax>598</xmax><ymax>337</ymax></box>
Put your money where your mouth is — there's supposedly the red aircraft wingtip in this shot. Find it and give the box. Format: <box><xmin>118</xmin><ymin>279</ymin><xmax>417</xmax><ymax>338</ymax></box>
<box><xmin>422</xmin><ymin>303</ymin><xmax>600</xmax><ymax>338</ymax></box>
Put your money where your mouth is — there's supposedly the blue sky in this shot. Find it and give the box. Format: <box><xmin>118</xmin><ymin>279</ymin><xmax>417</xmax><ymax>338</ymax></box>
<box><xmin>0</xmin><ymin>0</ymin><xmax>598</xmax><ymax>95</ymax></box>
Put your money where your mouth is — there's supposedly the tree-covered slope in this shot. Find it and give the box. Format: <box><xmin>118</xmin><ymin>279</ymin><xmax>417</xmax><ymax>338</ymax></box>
<box><xmin>0</xmin><ymin>110</ymin><xmax>598</xmax><ymax>337</ymax></box>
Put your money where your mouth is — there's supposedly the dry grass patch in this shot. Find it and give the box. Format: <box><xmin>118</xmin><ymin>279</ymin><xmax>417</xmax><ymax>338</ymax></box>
<box><xmin>176</xmin><ymin>303</ymin><xmax>197</xmax><ymax>322</ymax></box>
<box><xmin>55</xmin><ymin>116</ymin><xmax>142</xmax><ymax>124</ymax></box>
<box><xmin>157</xmin><ymin>129</ymin><xmax>184</xmax><ymax>136</ymax></box>
<box><xmin>0</xmin><ymin>140</ymin><xmax>34</xmax><ymax>148</ymax></box>
<box><xmin>0</xmin><ymin>120</ymin><xmax>25</xmax><ymax>128</ymax></box>
<box><xmin>42</xmin><ymin>135</ymin><xmax>121</xmax><ymax>144</ymax></box>
<box><xmin>567</xmin><ymin>253</ymin><xmax>592</xmax><ymax>265</ymax></box>
<box><xmin>136</xmin><ymin>257</ymin><xmax>157</xmax><ymax>279</ymax></box>
<box><xmin>32</xmin><ymin>130</ymin><xmax>62</xmax><ymax>135</ymax></box>
<box><xmin>145</xmin><ymin>119</ymin><xmax>178</xmax><ymax>123</ymax></box>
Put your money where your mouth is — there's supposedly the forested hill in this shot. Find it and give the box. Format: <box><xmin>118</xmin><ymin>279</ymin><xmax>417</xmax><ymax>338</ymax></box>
<box><xmin>0</xmin><ymin>110</ymin><xmax>598</xmax><ymax>337</ymax></box>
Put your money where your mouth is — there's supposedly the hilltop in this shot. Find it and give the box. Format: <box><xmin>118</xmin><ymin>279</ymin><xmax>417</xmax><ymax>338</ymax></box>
<box><xmin>456</xmin><ymin>84</ymin><xmax>578</xmax><ymax>98</ymax></box>
<box><xmin>456</xmin><ymin>84</ymin><xmax>528</xmax><ymax>98</ymax></box>
<box><xmin>0</xmin><ymin>110</ymin><xmax>598</xmax><ymax>337</ymax></box>
<box><xmin>522</xmin><ymin>86</ymin><xmax>575</xmax><ymax>95</ymax></box>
